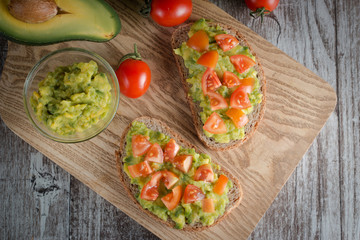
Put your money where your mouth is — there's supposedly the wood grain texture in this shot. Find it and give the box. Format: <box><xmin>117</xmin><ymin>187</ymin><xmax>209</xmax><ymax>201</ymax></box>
<box><xmin>1</xmin><ymin>0</ymin><xmax>357</xmax><ymax>239</ymax></box>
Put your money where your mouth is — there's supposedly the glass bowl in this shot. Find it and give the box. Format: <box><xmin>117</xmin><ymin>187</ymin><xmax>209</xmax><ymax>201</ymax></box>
<box><xmin>23</xmin><ymin>47</ymin><xmax>120</xmax><ymax>143</ymax></box>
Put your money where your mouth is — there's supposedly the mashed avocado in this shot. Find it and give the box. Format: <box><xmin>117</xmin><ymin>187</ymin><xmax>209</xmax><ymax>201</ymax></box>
<box><xmin>123</xmin><ymin>121</ymin><xmax>233</xmax><ymax>229</ymax></box>
<box><xmin>30</xmin><ymin>60</ymin><xmax>112</xmax><ymax>135</ymax></box>
<box><xmin>174</xmin><ymin>19</ymin><xmax>263</xmax><ymax>143</ymax></box>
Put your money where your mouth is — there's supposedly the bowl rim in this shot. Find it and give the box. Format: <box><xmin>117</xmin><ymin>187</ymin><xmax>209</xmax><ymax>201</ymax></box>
<box><xmin>23</xmin><ymin>47</ymin><xmax>120</xmax><ymax>143</ymax></box>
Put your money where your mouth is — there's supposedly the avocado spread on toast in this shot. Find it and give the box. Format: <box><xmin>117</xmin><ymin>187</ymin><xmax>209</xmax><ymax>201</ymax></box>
<box><xmin>174</xmin><ymin>19</ymin><xmax>263</xmax><ymax>143</ymax></box>
<box><xmin>123</xmin><ymin>121</ymin><xmax>233</xmax><ymax>229</ymax></box>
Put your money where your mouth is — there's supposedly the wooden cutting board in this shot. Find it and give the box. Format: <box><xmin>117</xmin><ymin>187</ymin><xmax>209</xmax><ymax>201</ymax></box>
<box><xmin>0</xmin><ymin>0</ymin><xmax>336</xmax><ymax>239</ymax></box>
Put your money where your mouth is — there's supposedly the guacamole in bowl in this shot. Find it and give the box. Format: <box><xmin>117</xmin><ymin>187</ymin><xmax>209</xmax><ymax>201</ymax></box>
<box><xmin>24</xmin><ymin>48</ymin><xmax>120</xmax><ymax>143</ymax></box>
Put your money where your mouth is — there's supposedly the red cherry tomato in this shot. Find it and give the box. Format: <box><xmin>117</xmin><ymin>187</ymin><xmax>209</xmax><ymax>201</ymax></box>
<box><xmin>116</xmin><ymin>44</ymin><xmax>151</xmax><ymax>98</ymax></box>
<box><xmin>144</xmin><ymin>143</ymin><xmax>164</xmax><ymax>163</ymax></box>
<box><xmin>197</xmin><ymin>50</ymin><xmax>219</xmax><ymax>69</ymax></box>
<box><xmin>140</xmin><ymin>171</ymin><xmax>163</xmax><ymax>201</ymax></box>
<box><xmin>239</xmin><ymin>77</ymin><xmax>255</xmax><ymax>94</ymax></box>
<box><xmin>213</xmin><ymin>174</ymin><xmax>229</xmax><ymax>195</ymax></box>
<box><xmin>173</xmin><ymin>155</ymin><xmax>193</xmax><ymax>173</ymax></box>
<box><xmin>127</xmin><ymin>161</ymin><xmax>153</xmax><ymax>178</ymax></box>
<box><xmin>201</xmin><ymin>68</ymin><xmax>222</xmax><ymax>95</ymax></box>
<box><xmin>215</xmin><ymin>34</ymin><xmax>239</xmax><ymax>52</ymax></box>
<box><xmin>187</xmin><ymin>30</ymin><xmax>209</xmax><ymax>52</ymax></box>
<box><xmin>150</xmin><ymin>0</ymin><xmax>192</xmax><ymax>27</ymax></box>
<box><xmin>203</xmin><ymin>112</ymin><xmax>227</xmax><ymax>134</ymax></box>
<box><xmin>183</xmin><ymin>184</ymin><xmax>205</xmax><ymax>204</ymax></box>
<box><xmin>161</xmin><ymin>185</ymin><xmax>182</xmax><ymax>210</ymax></box>
<box><xmin>230</xmin><ymin>55</ymin><xmax>256</xmax><ymax>74</ymax></box>
<box><xmin>163</xmin><ymin>139</ymin><xmax>180</xmax><ymax>162</ymax></box>
<box><xmin>223</xmin><ymin>71</ymin><xmax>240</xmax><ymax>88</ymax></box>
<box><xmin>194</xmin><ymin>164</ymin><xmax>214</xmax><ymax>182</ymax></box>
<box><xmin>132</xmin><ymin>135</ymin><xmax>152</xmax><ymax>157</ymax></box>
<box><xmin>230</xmin><ymin>87</ymin><xmax>252</xmax><ymax>109</ymax></box>
<box><xmin>160</xmin><ymin>170</ymin><xmax>179</xmax><ymax>189</ymax></box>
<box><xmin>207</xmin><ymin>91</ymin><xmax>228</xmax><ymax>111</ymax></box>
<box><xmin>226</xmin><ymin>108</ymin><xmax>249</xmax><ymax>128</ymax></box>
<box><xmin>245</xmin><ymin>0</ymin><xmax>279</xmax><ymax>12</ymax></box>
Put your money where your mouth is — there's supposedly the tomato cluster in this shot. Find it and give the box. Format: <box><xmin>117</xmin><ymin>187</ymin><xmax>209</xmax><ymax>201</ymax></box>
<box><xmin>186</xmin><ymin>31</ymin><xmax>257</xmax><ymax>134</ymax></box>
<box><xmin>128</xmin><ymin>134</ymin><xmax>229</xmax><ymax>212</ymax></box>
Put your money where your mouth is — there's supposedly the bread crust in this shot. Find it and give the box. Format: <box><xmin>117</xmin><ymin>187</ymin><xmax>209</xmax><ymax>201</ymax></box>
<box><xmin>171</xmin><ymin>21</ymin><xmax>267</xmax><ymax>151</ymax></box>
<box><xmin>115</xmin><ymin>116</ymin><xmax>243</xmax><ymax>231</ymax></box>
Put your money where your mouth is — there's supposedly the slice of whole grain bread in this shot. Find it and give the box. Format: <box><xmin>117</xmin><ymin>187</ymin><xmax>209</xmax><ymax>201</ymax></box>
<box><xmin>171</xmin><ymin>21</ymin><xmax>266</xmax><ymax>151</ymax></box>
<box><xmin>115</xmin><ymin>116</ymin><xmax>243</xmax><ymax>231</ymax></box>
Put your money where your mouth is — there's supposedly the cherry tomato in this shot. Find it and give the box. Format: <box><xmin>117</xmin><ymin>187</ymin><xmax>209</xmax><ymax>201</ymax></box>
<box><xmin>230</xmin><ymin>55</ymin><xmax>256</xmax><ymax>74</ymax></box>
<box><xmin>245</xmin><ymin>0</ymin><xmax>279</xmax><ymax>12</ymax></box>
<box><xmin>150</xmin><ymin>0</ymin><xmax>192</xmax><ymax>27</ymax></box>
<box><xmin>183</xmin><ymin>184</ymin><xmax>205</xmax><ymax>204</ymax></box>
<box><xmin>226</xmin><ymin>108</ymin><xmax>249</xmax><ymax>128</ymax></box>
<box><xmin>116</xmin><ymin>44</ymin><xmax>151</xmax><ymax>98</ymax></box>
<box><xmin>140</xmin><ymin>171</ymin><xmax>163</xmax><ymax>201</ymax></box>
<box><xmin>197</xmin><ymin>50</ymin><xmax>219</xmax><ymax>69</ymax></box>
<box><xmin>127</xmin><ymin>161</ymin><xmax>153</xmax><ymax>178</ymax></box>
<box><xmin>223</xmin><ymin>71</ymin><xmax>240</xmax><ymax>88</ymax></box>
<box><xmin>213</xmin><ymin>174</ymin><xmax>229</xmax><ymax>195</ymax></box>
<box><xmin>239</xmin><ymin>77</ymin><xmax>255</xmax><ymax>93</ymax></box>
<box><xmin>163</xmin><ymin>139</ymin><xmax>180</xmax><ymax>162</ymax></box>
<box><xmin>202</xmin><ymin>198</ymin><xmax>215</xmax><ymax>213</ymax></box>
<box><xmin>144</xmin><ymin>143</ymin><xmax>164</xmax><ymax>163</ymax></box>
<box><xmin>201</xmin><ymin>68</ymin><xmax>222</xmax><ymax>95</ymax></box>
<box><xmin>230</xmin><ymin>87</ymin><xmax>252</xmax><ymax>109</ymax></box>
<box><xmin>215</xmin><ymin>34</ymin><xmax>239</xmax><ymax>52</ymax></box>
<box><xmin>187</xmin><ymin>30</ymin><xmax>209</xmax><ymax>52</ymax></box>
<box><xmin>207</xmin><ymin>91</ymin><xmax>228</xmax><ymax>111</ymax></box>
<box><xmin>173</xmin><ymin>155</ymin><xmax>193</xmax><ymax>173</ymax></box>
<box><xmin>161</xmin><ymin>185</ymin><xmax>182</xmax><ymax>210</ymax></box>
<box><xmin>203</xmin><ymin>112</ymin><xmax>227</xmax><ymax>134</ymax></box>
<box><xmin>194</xmin><ymin>164</ymin><xmax>214</xmax><ymax>182</ymax></box>
<box><xmin>160</xmin><ymin>170</ymin><xmax>179</xmax><ymax>189</ymax></box>
<box><xmin>132</xmin><ymin>135</ymin><xmax>152</xmax><ymax>157</ymax></box>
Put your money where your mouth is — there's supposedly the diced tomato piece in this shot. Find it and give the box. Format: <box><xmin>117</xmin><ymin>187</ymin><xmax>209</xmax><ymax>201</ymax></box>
<box><xmin>207</xmin><ymin>91</ymin><xmax>228</xmax><ymax>111</ymax></box>
<box><xmin>186</xmin><ymin>30</ymin><xmax>209</xmax><ymax>52</ymax></box>
<box><xmin>203</xmin><ymin>112</ymin><xmax>227</xmax><ymax>134</ymax></box>
<box><xmin>197</xmin><ymin>50</ymin><xmax>219</xmax><ymax>69</ymax></box>
<box><xmin>127</xmin><ymin>161</ymin><xmax>153</xmax><ymax>178</ymax></box>
<box><xmin>194</xmin><ymin>164</ymin><xmax>214</xmax><ymax>182</ymax></box>
<box><xmin>173</xmin><ymin>155</ymin><xmax>193</xmax><ymax>173</ymax></box>
<box><xmin>132</xmin><ymin>135</ymin><xmax>152</xmax><ymax>157</ymax></box>
<box><xmin>226</xmin><ymin>108</ymin><xmax>249</xmax><ymax>128</ymax></box>
<box><xmin>215</xmin><ymin>34</ymin><xmax>239</xmax><ymax>52</ymax></box>
<box><xmin>161</xmin><ymin>170</ymin><xmax>179</xmax><ymax>189</ymax></box>
<box><xmin>183</xmin><ymin>184</ymin><xmax>205</xmax><ymax>204</ymax></box>
<box><xmin>140</xmin><ymin>172</ymin><xmax>163</xmax><ymax>201</ymax></box>
<box><xmin>202</xmin><ymin>198</ymin><xmax>215</xmax><ymax>213</ymax></box>
<box><xmin>230</xmin><ymin>87</ymin><xmax>252</xmax><ymax>109</ymax></box>
<box><xmin>144</xmin><ymin>143</ymin><xmax>164</xmax><ymax>163</ymax></box>
<box><xmin>239</xmin><ymin>77</ymin><xmax>255</xmax><ymax>94</ymax></box>
<box><xmin>230</xmin><ymin>55</ymin><xmax>256</xmax><ymax>74</ymax></box>
<box><xmin>213</xmin><ymin>174</ymin><xmax>229</xmax><ymax>195</ymax></box>
<box><xmin>223</xmin><ymin>71</ymin><xmax>240</xmax><ymax>88</ymax></box>
<box><xmin>163</xmin><ymin>139</ymin><xmax>180</xmax><ymax>162</ymax></box>
<box><xmin>161</xmin><ymin>185</ymin><xmax>183</xmax><ymax>210</ymax></box>
<box><xmin>201</xmin><ymin>68</ymin><xmax>222</xmax><ymax>95</ymax></box>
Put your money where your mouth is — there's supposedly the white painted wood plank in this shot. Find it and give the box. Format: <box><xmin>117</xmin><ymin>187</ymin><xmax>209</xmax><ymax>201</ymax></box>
<box><xmin>336</xmin><ymin>0</ymin><xmax>360</xmax><ymax>239</ymax></box>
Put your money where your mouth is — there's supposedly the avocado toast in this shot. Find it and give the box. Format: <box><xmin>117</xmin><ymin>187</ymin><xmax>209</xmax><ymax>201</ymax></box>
<box><xmin>115</xmin><ymin>117</ymin><xmax>242</xmax><ymax>230</ymax></box>
<box><xmin>172</xmin><ymin>19</ymin><xmax>266</xmax><ymax>151</ymax></box>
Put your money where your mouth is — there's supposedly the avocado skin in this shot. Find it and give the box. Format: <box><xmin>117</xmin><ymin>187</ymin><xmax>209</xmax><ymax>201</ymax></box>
<box><xmin>0</xmin><ymin>0</ymin><xmax>121</xmax><ymax>45</ymax></box>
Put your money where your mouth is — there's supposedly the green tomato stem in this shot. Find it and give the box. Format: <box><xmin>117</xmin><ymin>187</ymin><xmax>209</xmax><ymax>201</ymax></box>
<box><xmin>117</xmin><ymin>44</ymin><xmax>142</xmax><ymax>69</ymax></box>
<box><xmin>250</xmin><ymin>7</ymin><xmax>271</xmax><ymax>23</ymax></box>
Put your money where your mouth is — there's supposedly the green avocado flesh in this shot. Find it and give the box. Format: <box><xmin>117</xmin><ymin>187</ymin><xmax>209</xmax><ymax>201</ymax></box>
<box><xmin>0</xmin><ymin>0</ymin><xmax>121</xmax><ymax>45</ymax></box>
<box><xmin>124</xmin><ymin>121</ymin><xmax>233</xmax><ymax>229</ymax></box>
<box><xmin>174</xmin><ymin>19</ymin><xmax>263</xmax><ymax>143</ymax></box>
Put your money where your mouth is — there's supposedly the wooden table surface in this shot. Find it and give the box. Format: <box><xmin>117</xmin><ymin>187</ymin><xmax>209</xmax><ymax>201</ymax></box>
<box><xmin>1</xmin><ymin>0</ymin><xmax>359</xmax><ymax>239</ymax></box>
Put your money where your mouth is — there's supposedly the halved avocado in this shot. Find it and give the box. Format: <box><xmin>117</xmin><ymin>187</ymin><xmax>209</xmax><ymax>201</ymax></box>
<box><xmin>0</xmin><ymin>0</ymin><xmax>121</xmax><ymax>45</ymax></box>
